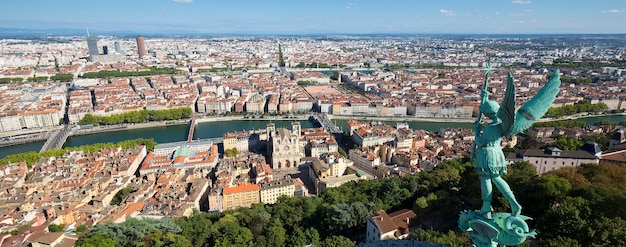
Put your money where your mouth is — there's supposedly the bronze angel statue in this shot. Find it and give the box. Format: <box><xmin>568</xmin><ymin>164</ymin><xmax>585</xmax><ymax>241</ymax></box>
<box><xmin>459</xmin><ymin>67</ymin><xmax>560</xmax><ymax>247</ymax></box>
<box><xmin>472</xmin><ymin>67</ymin><xmax>561</xmax><ymax>219</ymax></box>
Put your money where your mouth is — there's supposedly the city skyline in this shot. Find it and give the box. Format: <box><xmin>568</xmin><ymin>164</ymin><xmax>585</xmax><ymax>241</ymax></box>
<box><xmin>1</xmin><ymin>0</ymin><xmax>625</xmax><ymax>35</ymax></box>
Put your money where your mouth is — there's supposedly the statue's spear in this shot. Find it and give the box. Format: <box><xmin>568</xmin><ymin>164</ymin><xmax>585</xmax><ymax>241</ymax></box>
<box><xmin>471</xmin><ymin>62</ymin><xmax>493</xmax><ymax>162</ymax></box>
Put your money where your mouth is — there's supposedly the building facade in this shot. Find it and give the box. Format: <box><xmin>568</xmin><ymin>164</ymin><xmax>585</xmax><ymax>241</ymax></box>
<box><xmin>86</xmin><ymin>35</ymin><xmax>99</xmax><ymax>57</ymax></box>
<box><xmin>259</xmin><ymin>178</ymin><xmax>295</xmax><ymax>204</ymax></box>
<box><xmin>520</xmin><ymin>148</ymin><xmax>600</xmax><ymax>175</ymax></box>
<box><xmin>349</xmin><ymin>148</ymin><xmax>382</xmax><ymax>176</ymax></box>
<box><xmin>366</xmin><ymin>209</ymin><xmax>417</xmax><ymax>242</ymax></box>
<box><xmin>222</xmin><ymin>184</ymin><xmax>260</xmax><ymax>210</ymax></box>
<box><xmin>136</xmin><ymin>35</ymin><xmax>147</xmax><ymax>58</ymax></box>
<box><xmin>267</xmin><ymin>122</ymin><xmax>303</xmax><ymax>169</ymax></box>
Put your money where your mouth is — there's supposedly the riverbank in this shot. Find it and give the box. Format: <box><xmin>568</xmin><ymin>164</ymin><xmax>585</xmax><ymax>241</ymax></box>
<box><xmin>1</xmin><ymin>113</ymin><xmax>625</xmax><ymax>160</ymax></box>
<box><xmin>328</xmin><ymin>115</ymin><xmax>475</xmax><ymax>123</ymax></box>
<box><xmin>195</xmin><ymin>115</ymin><xmax>309</xmax><ymax>123</ymax></box>
<box><xmin>538</xmin><ymin>112</ymin><xmax>626</xmax><ymax>123</ymax></box>
<box><xmin>70</xmin><ymin>120</ymin><xmax>188</xmax><ymax>136</ymax></box>
<box><xmin>197</xmin><ymin>114</ymin><xmax>476</xmax><ymax>124</ymax></box>
<box><xmin>0</xmin><ymin>112</ymin><xmax>623</xmax><ymax>148</ymax></box>
<box><xmin>69</xmin><ymin>116</ymin><xmax>309</xmax><ymax>137</ymax></box>
<box><xmin>0</xmin><ymin>127</ymin><xmax>60</xmax><ymax>148</ymax></box>
<box><xmin>0</xmin><ymin>135</ymin><xmax>48</xmax><ymax>148</ymax></box>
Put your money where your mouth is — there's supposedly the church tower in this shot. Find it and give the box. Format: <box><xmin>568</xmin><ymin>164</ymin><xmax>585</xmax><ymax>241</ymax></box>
<box><xmin>268</xmin><ymin>122</ymin><xmax>303</xmax><ymax>169</ymax></box>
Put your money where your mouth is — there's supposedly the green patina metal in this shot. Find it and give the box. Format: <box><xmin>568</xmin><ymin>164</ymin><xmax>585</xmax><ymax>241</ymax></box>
<box><xmin>461</xmin><ymin>63</ymin><xmax>561</xmax><ymax>247</ymax></box>
<box><xmin>173</xmin><ymin>146</ymin><xmax>191</xmax><ymax>158</ymax></box>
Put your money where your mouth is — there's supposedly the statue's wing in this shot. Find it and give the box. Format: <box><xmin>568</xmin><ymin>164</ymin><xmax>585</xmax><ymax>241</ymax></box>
<box><xmin>509</xmin><ymin>70</ymin><xmax>561</xmax><ymax>135</ymax></box>
<box><xmin>498</xmin><ymin>72</ymin><xmax>516</xmax><ymax>135</ymax></box>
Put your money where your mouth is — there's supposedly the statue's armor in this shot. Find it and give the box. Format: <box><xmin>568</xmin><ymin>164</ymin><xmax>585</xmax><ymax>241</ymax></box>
<box><xmin>475</xmin><ymin>122</ymin><xmax>507</xmax><ymax>177</ymax></box>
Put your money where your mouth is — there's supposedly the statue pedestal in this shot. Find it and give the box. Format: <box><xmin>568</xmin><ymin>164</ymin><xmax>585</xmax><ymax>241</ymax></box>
<box><xmin>458</xmin><ymin>210</ymin><xmax>536</xmax><ymax>247</ymax></box>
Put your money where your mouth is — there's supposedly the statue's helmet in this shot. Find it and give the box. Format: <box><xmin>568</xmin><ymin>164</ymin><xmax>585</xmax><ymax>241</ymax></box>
<box><xmin>480</xmin><ymin>100</ymin><xmax>500</xmax><ymax>114</ymax></box>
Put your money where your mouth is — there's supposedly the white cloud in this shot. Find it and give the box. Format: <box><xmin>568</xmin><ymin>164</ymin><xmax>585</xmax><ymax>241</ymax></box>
<box><xmin>172</xmin><ymin>0</ymin><xmax>193</xmax><ymax>3</ymax></box>
<box><xmin>495</xmin><ymin>12</ymin><xmax>500</xmax><ymax>15</ymax></box>
<box><xmin>603</xmin><ymin>9</ymin><xmax>624</xmax><ymax>13</ymax></box>
<box><xmin>512</xmin><ymin>0</ymin><xmax>531</xmax><ymax>4</ymax></box>
<box><xmin>345</xmin><ymin>3</ymin><xmax>359</xmax><ymax>10</ymax></box>
<box><xmin>464</xmin><ymin>13</ymin><xmax>472</xmax><ymax>16</ymax></box>
<box><xmin>439</xmin><ymin>9</ymin><xmax>456</xmax><ymax>16</ymax></box>
<box><xmin>510</xmin><ymin>13</ymin><xmax>525</xmax><ymax>17</ymax></box>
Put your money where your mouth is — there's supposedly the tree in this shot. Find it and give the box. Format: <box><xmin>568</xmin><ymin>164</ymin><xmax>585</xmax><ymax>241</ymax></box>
<box><xmin>50</xmin><ymin>73</ymin><xmax>74</xmax><ymax>82</ymax></box>
<box><xmin>29</xmin><ymin>76</ymin><xmax>49</xmax><ymax>82</ymax></box>
<box><xmin>0</xmin><ymin>77</ymin><xmax>23</xmax><ymax>83</ymax></box>
<box><xmin>410</xmin><ymin>228</ymin><xmax>469</xmax><ymax>247</ymax></box>
<box><xmin>78</xmin><ymin>108</ymin><xmax>192</xmax><ymax>126</ymax></box>
<box><xmin>548</xmin><ymin>167</ymin><xmax>591</xmax><ymax>189</ymax></box>
<box><xmin>585</xmin><ymin>217</ymin><xmax>626</xmax><ymax>246</ymax></box>
<box><xmin>48</xmin><ymin>224</ymin><xmax>63</xmax><ymax>232</ymax></box>
<box><xmin>541</xmin><ymin>135</ymin><xmax>583</xmax><ymax>151</ymax></box>
<box><xmin>582</xmin><ymin>134</ymin><xmax>610</xmax><ymax>151</ymax></box>
<box><xmin>266</xmin><ymin>219</ymin><xmax>287</xmax><ymax>247</ymax></box>
<box><xmin>175</xmin><ymin>210</ymin><xmax>213</xmax><ymax>246</ymax></box>
<box><xmin>338</xmin><ymin>146</ymin><xmax>347</xmax><ymax>157</ymax></box>
<box><xmin>246</xmin><ymin>204</ymin><xmax>271</xmax><ymax>238</ymax></box>
<box><xmin>517</xmin><ymin>174</ymin><xmax>571</xmax><ymax>216</ymax></box>
<box><xmin>350</xmin><ymin>201</ymin><xmax>370</xmax><ymax>228</ymax></box>
<box><xmin>76</xmin><ymin>224</ymin><xmax>88</xmax><ymax>234</ymax></box>
<box><xmin>288</xmin><ymin>227</ymin><xmax>308</xmax><ymax>247</ymax></box>
<box><xmin>143</xmin><ymin>231</ymin><xmax>192</xmax><ymax>247</ymax></box>
<box><xmin>413</xmin><ymin>193</ymin><xmax>438</xmax><ymax>218</ymax></box>
<box><xmin>76</xmin><ymin>234</ymin><xmax>116</xmax><ymax>247</ymax></box>
<box><xmin>536</xmin><ymin>201</ymin><xmax>587</xmax><ymax>241</ymax></box>
<box><xmin>319</xmin><ymin>235</ymin><xmax>355</xmax><ymax>247</ymax></box>
<box><xmin>110</xmin><ymin>187</ymin><xmax>134</xmax><ymax>205</ymax></box>
<box><xmin>305</xmin><ymin>227</ymin><xmax>321</xmax><ymax>246</ymax></box>
<box><xmin>329</xmin><ymin>71</ymin><xmax>339</xmax><ymax>81</ymax></box>
<box><xmin>224</xmin><ymin>148</ymin><xmax>239</xmax><ymax>158</ymax></box>
<box><xmin>78</xmin><ymin>114</ymin><xmax>99</xmax><ymax>126</ymax></box>
<box><xmin>211</xmin><ymin>214</ymin><xmax>253</xmax><ymax>247</ymax></box>
<box><xmin>324</xmin><ymin>203</ymin><xmax>353</xmax><ymax>232</ymax></box>
<box><xmin>537</xmin><ymin>236</ymin><xmax>581</xmax><ymax>247</ymax></box>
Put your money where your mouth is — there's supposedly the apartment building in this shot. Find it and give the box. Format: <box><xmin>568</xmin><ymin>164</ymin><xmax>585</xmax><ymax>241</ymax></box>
<box><xmin>222</xmin><ymin>184</ymin><xmax>261</xmax><ymax>210</ymax></box>
<box><xmin>259</xmin><ymin>178</ymin><xmax>296</xmax><ymax>204</ymax></box>
<box><xmin>520</xmin><ymin>147</ymin><xmax>599</xmax><ymax>175</ymax></box>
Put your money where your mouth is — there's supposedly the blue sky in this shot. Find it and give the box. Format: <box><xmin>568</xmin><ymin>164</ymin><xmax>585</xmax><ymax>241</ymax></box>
<box><xmin>1</xmin><ymin>0</ymin><xmax>625</xmax><ymax>34</ymax></box>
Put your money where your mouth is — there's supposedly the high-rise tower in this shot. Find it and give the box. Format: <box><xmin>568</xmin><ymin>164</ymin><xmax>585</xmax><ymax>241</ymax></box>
<box><xmin>136</xmin><ymin>35</ymin><xmax>147</xmax><ymax>58</ymax></box>
<box><xmin>86</xmin><ymin>35</ymin><xmax>99</xmax><ymax>57</ymax></box>
<box><xmin>114</xmin><ymin>41</ymin><xmax>122</xmax><ymax>54</ymax></box>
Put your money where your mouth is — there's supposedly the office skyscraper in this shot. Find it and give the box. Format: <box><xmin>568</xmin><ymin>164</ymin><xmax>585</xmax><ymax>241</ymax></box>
<box><xmin>86</xmin><ymin>35</ymin><xmax>99</xmax><ymax>57</ymax></box>
<box><xmin>136</xmin><ymin>35</ymin><xmax>147</xmax><ymax>58</ymax></box>
<box><xmin>114</xmin><ymin>41</ymin><xmax>122</xmax><ymax>54</ymax></box>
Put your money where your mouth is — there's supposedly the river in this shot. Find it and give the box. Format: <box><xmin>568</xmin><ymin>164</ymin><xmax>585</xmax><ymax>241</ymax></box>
<box><xmin>0</xmin><ymin>141</ymin><xmax>46</xmax><ymax>160</ymax></box>
<box><xmin>0</xmin><ymin>114</ymin><xmax>624</xmax><ymax>159</ymax></box>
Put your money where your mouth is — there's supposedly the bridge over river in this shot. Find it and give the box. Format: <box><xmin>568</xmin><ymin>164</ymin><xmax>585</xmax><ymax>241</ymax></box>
<box><xmin>40</xmin><ymin>126</ymin><xmax>71</xmax><ymax>152</ymax></box>
<box><xmin>310</xmin><ymin>113</ymin><xmax>342</xmax><ymax>134</ymax></box>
